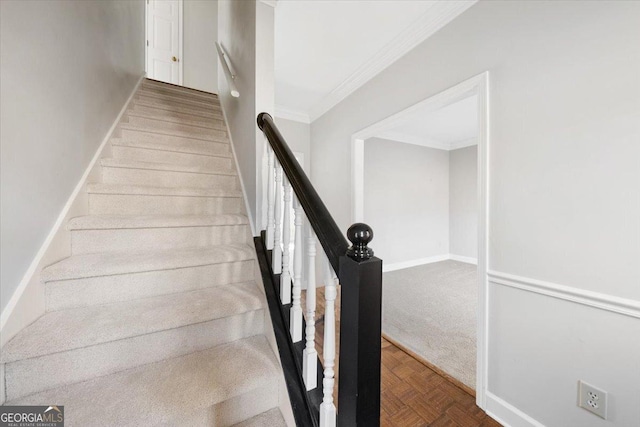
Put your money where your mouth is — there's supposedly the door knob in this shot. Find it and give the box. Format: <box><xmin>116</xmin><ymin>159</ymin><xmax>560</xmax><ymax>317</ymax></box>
<box><xmin>172</xmin><ymin>56</ymin><xmax>178</xmax><ymax>62</ymax></box>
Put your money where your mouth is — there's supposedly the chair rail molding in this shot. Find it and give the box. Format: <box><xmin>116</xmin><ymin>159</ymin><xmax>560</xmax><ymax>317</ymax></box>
<box><xmin>488</xmin><ymin>270</ymin><xmax>640</xmax><ymax>319</ymax></box>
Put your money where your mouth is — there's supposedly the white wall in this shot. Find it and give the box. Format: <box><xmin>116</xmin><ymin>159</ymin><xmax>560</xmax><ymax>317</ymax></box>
<box><xmin>310</xmin><ymin>1</ymin><xmax>640</xmax><ymax>425</ymax></box>
<box><xmin>218</xmin><ymin>0</ymin><xmax>274</xmax><ymax>233</ymax></box>
<box><xmin>275</xmin><ymin>117</ymin><xmax>311</xmax><ymax>172</ymax></box>
<box><xmin>449</xmin><ymin>145</ymin><xmax>477</xmax><ymax>260</ymax></box>
<box><xmin>183</xmin><ymin>0</ymin><xmax>218</xmax><ymax>93</ymax></box>
<box><xmin>364</xmin><ymin>138</ymin><xmax>449</xmax><ymax>265</ymax></box>
<box><xmin>0</xmin><ymin>0</ymin><xmax>145</xmax><ymax>315</ymax></box>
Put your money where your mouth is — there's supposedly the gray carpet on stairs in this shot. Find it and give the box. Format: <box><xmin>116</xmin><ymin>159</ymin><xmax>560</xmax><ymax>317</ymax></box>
<box><xmin>382</xmin><ymin>260</ymin><xmax>477</xmax><ymax>389</ymax></box>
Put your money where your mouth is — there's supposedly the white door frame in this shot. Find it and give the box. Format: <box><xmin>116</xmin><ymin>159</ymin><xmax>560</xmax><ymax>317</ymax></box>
<box><xmin>350</xmin><ymin>71</ymin><xmax>490</xmax><ymax>408</ymax></box>
<box><xmin>145</xmin><ymin>0</ymin><xmax>184</xmax><ymax>85</ymax></box>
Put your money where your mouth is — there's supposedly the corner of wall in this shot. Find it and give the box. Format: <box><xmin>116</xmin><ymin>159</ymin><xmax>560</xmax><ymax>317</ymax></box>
<box><xmin>0</xmin><ymin>74</ymin><xmax>145</xmax><ymax>348</ymax></box>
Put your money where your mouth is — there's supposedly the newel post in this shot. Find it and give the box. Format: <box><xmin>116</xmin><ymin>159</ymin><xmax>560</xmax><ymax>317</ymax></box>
<box><xmin>337</xmin><ymin>223</ymin><xmax>382</xmax><ymax>427</ymax></box>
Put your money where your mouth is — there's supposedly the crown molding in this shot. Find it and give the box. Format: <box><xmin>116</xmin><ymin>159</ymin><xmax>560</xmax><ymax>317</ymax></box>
<box><xmin>376</xmin><ymin>131</ymin><xmax>450</xmax><ymax>151</ymax></box>
<box><xmin>274</xmin><ymin>105</ymin><xmax>311</xmax><ymax>124</ymax></box>
<box><xmin>308</xmin><ymin>1</ymin><xmax>477</xmax><ymax>122</ymax></box>
<box><xmin>259</xmin><ymin>0</ymin><xmax>277</xmax><ymax>8</ymax></box>
<box><xmin>449</xmin><ymin>137</ymin><xmax>478</xmax><ymax>150</ymax></box>
<box><xmin>377</xmin><ymin>131</ymin><xmax>478</xmax><ymax>151</ymax></box>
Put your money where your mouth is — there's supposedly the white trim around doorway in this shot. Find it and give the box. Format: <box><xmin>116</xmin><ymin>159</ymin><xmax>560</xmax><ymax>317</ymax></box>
<box><xmin>349</xmin><ymin>71</ymin><xmax>490</xmax><ymax>408</ymax></box>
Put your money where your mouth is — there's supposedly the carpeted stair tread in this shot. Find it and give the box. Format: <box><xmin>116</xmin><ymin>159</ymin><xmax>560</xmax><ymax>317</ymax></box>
<box><xmin>232</xmin><ymin>408</ymin><xmax>287</xmax><ymax>427</ymax></box>
<box><xmin>125</xmin><ymin>113</ymin><xmax>226</xmax><ymax>134</ymax></box>
<box><xmin>42</xmin><ymin>244</ymin><xmax>254</xmax><ymax>282</ymax></box>
<box><xmin>111</xmin><ymin>137</ymin><xmax>232</xmax><ymax>158</ymax></box>
<box><xmin>133</xmin><ymin>97</ymin><xmax>223</xmax><ymax>119</ymax></box>
<box><xmin>101</xmin><ymin>158</ymin><xmax>236</xmax><ymax>176</ymax></box>
<box><xmin>2</xmin><ymin>282</ymin><xmax>263</xmax><ymax>363</ymax></box>
<box><xmin>135</xmin><ymin>94</ymin><xmax>219</xmax><ymax>114</ymax></box>
<box><xmin>127</xmin><ymin>105</ymin><xmax>225</xmax><ymax>129</ymax></box>
<box><xmin>87</xmin><ymin>183</ymin><xmax>242</xmax><ymax>198</ymax></box>
<box><xmin>119</xmin><ymin>123</ymin><xmax>226</xmax><ymax>143</ymax></box>
<box><xmin>138</xmin><ymin>88</ymin><xmax>222</xmax><ymax>108</ymax></box>
<box><xmin>67</xmin><ymin>214</ymin><xmax>248</xmax><ymax>230</ymax></box>
<box><xmin>126</xmin><ymin>108</ymin><xmax>226</xmax><ymax>130</ymax></box>
<box><xmin>142</xmin><ymin>79</ymin><xmax>219</xmax><ymax>97</ymax></box>
<box><xmin>6</xmin><ymin>336</ymin><xmax>280</xmax><ymax>427</ymax></box>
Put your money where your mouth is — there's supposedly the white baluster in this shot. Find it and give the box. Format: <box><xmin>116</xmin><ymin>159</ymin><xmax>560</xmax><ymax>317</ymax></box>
<box><xmin>261</xmin><ymin>136</ymin><xmax>269</xmax><ymax>230</ymax></box>
<box><xmin>302</xmin><ymin>226</ymin><xmax>318</xmax><ymax>390</ymax></box>
<box><xmin>319</xmin><ymin>255</ymin><xmax>337</xmax><ymax>427</ymax></box>
<box><xmin>272</xmin><ymin>163</ymin><xmax>283</xmax><ymax>274</ymax></box>
<box><xmin>290</xmin><ymin>197</ymin><xmax>304</xmax><ymax>342</ymax></box>
<box><xmin>266</xmin><ymin>147</ymin><xmax>275</xmax><ymax>249</ymax></box>
<box><xmin>280</xmin><ymin>178</ymin><xmax>292</xmax><ymax>304</ymax></box>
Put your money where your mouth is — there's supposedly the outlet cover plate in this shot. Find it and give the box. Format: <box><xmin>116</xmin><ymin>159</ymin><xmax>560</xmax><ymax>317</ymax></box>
<box><xmin>578</xmin><ymin>380</ymin><xmax>608</xmax><ymax>419</ymax></box>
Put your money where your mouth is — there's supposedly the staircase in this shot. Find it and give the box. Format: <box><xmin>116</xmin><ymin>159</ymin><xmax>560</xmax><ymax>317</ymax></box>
<box><xmin>1</xmin><ymin>79</ymin><xmax>288</xmax><ymax>426</ymax></box>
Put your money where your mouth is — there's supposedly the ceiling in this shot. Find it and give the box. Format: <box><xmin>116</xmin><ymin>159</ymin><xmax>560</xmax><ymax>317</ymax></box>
<box><xmin>375</xmin><ymin>95</ymin><xmax>478</xmax><ymax>151</ymax></box>
<box><xmin>274</xmin><ymin>0</ymin><xmax>477</xmax><ymax>123</ymax></box>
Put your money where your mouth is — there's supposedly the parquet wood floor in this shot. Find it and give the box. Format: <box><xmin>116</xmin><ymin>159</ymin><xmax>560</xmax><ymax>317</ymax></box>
<box><xmin>302</xmin><ymin>287</ymin><xmax>502</xmax><ymax>426</ymax></box>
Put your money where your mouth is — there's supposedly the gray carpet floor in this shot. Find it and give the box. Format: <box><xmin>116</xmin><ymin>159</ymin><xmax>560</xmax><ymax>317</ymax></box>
<box><xmin>382</xmin><ymin>260</ymin><xmax>477</xmax><ymax>389</ymax></box>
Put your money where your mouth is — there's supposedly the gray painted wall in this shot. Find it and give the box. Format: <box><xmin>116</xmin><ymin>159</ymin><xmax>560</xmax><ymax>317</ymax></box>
<box><xmin>449</xmin><ymin>146</ymin><xmax>477</xmax><ymax>259</ymax></box>
<box><xmin>0</xmin><ymin>0</ymin><xmax>145</xmax><ymax>313</ymax></box>
<box><xmin>218</xmin><ymin>0</ymin><xmax>274</xmax><ymax>232</ymax></box>
<box><xmin>218</xmin><ymin>0</ymin><xmax>258</xmax><ymax>228</ymax></box>
<box><xmin>364</xmin><ymin>138</ymin><xmax>449</xmax><ymax>265</ymax></box>
<box><xmin>183</xmin><ymin>0</ymin><xmax>218</xmax><ymax>94</ymax></box>
<box><xmin>275</xmin><ymin>117</ymin><xmax>311</xmax><ymax>173</ymax></box>
<box><xmin>310</xmin><ymin>1</ymin><xmax>640</xmax><ymax>424</ymax></box>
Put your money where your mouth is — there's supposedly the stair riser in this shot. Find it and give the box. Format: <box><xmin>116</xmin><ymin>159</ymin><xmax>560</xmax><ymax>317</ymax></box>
<box><xmin>124</xmin><ymin>117</ymin><xmax>227</xmax><ymax>141</ymax></box>
<box><xmin>4</xmin><ymin>311</ymin><xmax>264</xmax><ymax>400</ymax></box>
<box><xmin>126</xmin><ymin>114</ymin><xmax>226</xmax><ymax>139</ymax></box>
<box><xmin>135</xmin><ymin>94</ymin><xmax>219</xmax><ymax>114</ymax></box>
<box><xmin>129</xmin><ymin>104</ymin><xmax>225</xmax><ymax>129</ymax></box>
<box><xmin>120</xmin><ymin>127</ymin><xmax>228</xmax><ymax>147</ymax></box>
<box><xmin>134</xmin><ymin>98</ymin><xmax>223</xmax><ymax>119</ymax></box>
<box><xmin>142</xmin><ymin>80</ymin><xmax>218</xmax><ymax>98</ymax></box>
<box><xmin>71</xmin><ymin>225</ymin><xmax>250</xmax><ymax>254</ymax></box>
<box><xmin>89</xmin><ymin>194</ymin><xmax>242</xmax><ymax>215</ymax></box>
<box><xmin>111</xmin><ymin>146</ymin><xmax>233</xmax><ymax>169</ymax></box>
<box><xmin>46</xmin><ymin>260</ymin><xmax>255</xmax><ymax>311</ymax></box>
<box><xmin>137</xmin><ymin>89</ymin><xmax>221</xmax><ymax>110</ymax></box>
<box><xmin>102</xmin><ymin>167</ymin><xmax>238</xmax><ymax>191</ymax></box>
<box><xmin>176</xmin><ymin>383</ymin><xmax>280</xmax><ymax>427</ymax></box>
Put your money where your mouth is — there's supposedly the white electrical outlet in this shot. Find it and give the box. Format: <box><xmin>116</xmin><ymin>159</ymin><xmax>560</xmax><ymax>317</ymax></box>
<box><xmin>578</xmin><ymin>380</ymin><xmax>608</xmax><ymax>419</ymax></box>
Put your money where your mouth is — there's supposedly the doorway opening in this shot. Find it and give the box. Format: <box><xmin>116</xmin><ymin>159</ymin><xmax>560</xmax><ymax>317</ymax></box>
<box><xmin>350</xmin><ymin>72</ymin><xmax>489</xmax><ymax>407</ymax></box>
<box><xmin>145</xmin><ymin>0</ymin><xmax>184</xmax><ymax>85</ymax></box>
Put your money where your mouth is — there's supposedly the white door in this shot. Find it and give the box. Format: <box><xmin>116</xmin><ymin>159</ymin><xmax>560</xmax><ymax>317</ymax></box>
<box><xmin>146</xmin><ymin>0</ymin><xmax>182</xmax><ymax>85</ymax></box>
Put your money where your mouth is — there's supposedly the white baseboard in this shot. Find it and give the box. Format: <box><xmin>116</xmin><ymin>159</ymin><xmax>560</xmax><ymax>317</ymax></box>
<box><xmin>383</xmin><ymin>254</ymin><xmax>450</xmax><ymax>272</ymax></box>
<box><xmin>449</xmin><ymin>254</ymin><xmax>478</xmax><ymax>265</ymax></box>
<box><xmin>485</xmin><ymin>391</ymin><xmax>544</xmax><ymax>427</ymax></box>
<box><xmin>383</xmin><ymin>253</ymin><xmax>478</xmax><ymax>272</ymax></box>
<box><xmin>218</xmin><ymin>104</ymin><xmax>257</xmax><ymax>237</ymax></box>
<box><xmin>0</xmin><ymin>74</ymin><xmax>145</xmax><ymax>347</ymax></box>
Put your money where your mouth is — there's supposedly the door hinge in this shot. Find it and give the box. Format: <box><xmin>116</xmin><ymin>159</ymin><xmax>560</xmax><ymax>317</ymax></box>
<box><xmin>146</xmin><ymin>40</ymin><xmax>149</xmax><ymax>47</ymax></box>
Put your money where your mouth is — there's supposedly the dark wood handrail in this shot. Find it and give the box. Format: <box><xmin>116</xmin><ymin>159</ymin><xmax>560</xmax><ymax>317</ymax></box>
<box><xmin>257</xmin><ymin>112</ymin><xmax>348</xmax><ymax>274</ymax></box>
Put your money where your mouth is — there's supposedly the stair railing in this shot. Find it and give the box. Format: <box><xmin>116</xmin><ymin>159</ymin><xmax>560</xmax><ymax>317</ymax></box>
<box><xmin>257</xmin><ymin>113</ymin><xmax>383</xmax><ymax>426</ymax></box>
<box><xmin>215</xmin><ymin>42</ymin><xmax>239</xmax><ymax>98</ymax></box>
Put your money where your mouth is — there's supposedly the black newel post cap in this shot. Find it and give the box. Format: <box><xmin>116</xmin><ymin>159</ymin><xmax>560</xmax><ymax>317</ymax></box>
<box><xmin>257</xmin><ymin>112</ymin><xmax>272</xmax><ymax>131</ymax></box>
<box><xmin>346</xmin><ymin>223</ymin><xmax>374</xmax><ymax>261</ymax></box>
